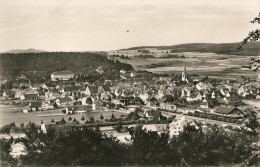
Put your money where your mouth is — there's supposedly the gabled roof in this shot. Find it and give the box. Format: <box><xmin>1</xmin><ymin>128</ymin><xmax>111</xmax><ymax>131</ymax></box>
<box><xmin>23</xmin><ymin>94</ymin><xmax>38</xmax><ymax>99</ymax></box>
<box><xmin>102</xmin><ymin>85</ymin><xmax>111</xmax><ymax>91</ymax></box>
<box><xmin>216</xmin><ymin>97</ymin><xmax>227</xmax><ymax>104</ymax></box>
<box><xmin>87</xmin><ymin>86</ymin><xmax>98</xmax><ymax>93</ymax></box>
<box><xmin>52</xmin><ymin>71</ymin><xmax>74</xmax><ymax>75</ymax></box>
<box><xmin>57</xmin><ymin>96</ymin><xmax>72</xmax><ymax>102</ymax></box>
<box><xmin>147</xmin><ymin>96</ymin><xmax>158</xmax><ymax>102</ymax></box>
<box><xmin>3</xmin><ymin>90</ymin><xmax>13</xmax><ymax>96</ymax></box>
<box><xmin>26</xmin><ymin>90</ymin><xmax>38</xmax><ymax>94</ymax></box>
<box><xmin>215</xmin><ymin>106</ymin><xmax>243</xmax><ymax>115</ymax></box>
<box><xmin>158</xmin><ymin>98</ymin><xmax>167</xmax><ymax>103</ymax></box>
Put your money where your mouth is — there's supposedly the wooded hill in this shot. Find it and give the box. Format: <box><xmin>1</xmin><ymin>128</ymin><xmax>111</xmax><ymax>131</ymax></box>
<box><xmin>122</xmin><ymin>42</ymin><xmax>260</xmax><ymax>56</ymax></box>
<box><xmin>0</xmin><ymin>52</ymin><xmax>133</xmax><ymax>77</ymax></box>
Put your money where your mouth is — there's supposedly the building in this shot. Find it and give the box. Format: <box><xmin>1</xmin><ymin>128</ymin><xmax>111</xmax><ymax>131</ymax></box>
<box><xmin>51</xmin><ymin>71</ymin><xmax>74</xmax><ymax>81</ymax></box>
<box><xmin>169</xmin><ymin>116</ymin><xmax>199</xmax><ymax>137</ymax></box>
<box><xmin>29</xmin><ymin>102</ymin><xmax>43</xmax><ymax>111</ymax></box>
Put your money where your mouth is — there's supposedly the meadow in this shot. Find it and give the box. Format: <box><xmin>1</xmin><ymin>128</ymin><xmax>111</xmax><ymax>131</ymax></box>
<box><xmin>0</xmin><ymin>104</ymin><xmax>126</xmax><ymax>127</ymax></box>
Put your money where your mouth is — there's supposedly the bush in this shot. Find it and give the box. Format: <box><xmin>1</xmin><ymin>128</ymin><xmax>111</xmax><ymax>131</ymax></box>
<box><xmin>90</xmin><ymin>116</ymin><xmax>95</xmax><ymax>122</ymax></box>
<box><xmin>51</xmin><ymin>119</ymin><xmax>55</xmax><ymax>123</ymax></box>
<box><xmin>68</xmin><ymin>116</ymin><xmax>72</xmax><ymax>121</ymax></box>
<box><xmin>81</xmin><ymin>115</ymin><xmax>85</xmax><ymax>121</ymax></box>
<box><xmin>100</xmin><ymin>114</ymin><xmax>104</xmax><ymax>120</ymax></box>
<box><xmin>20</xmin><ymin>123</ymin><xmax>25</xmax><ymax>128</ymax></box>
<box><xmin>0</xmin><ymin>123</ymin><xmax>16</xmax><ymax>134</ymax></box>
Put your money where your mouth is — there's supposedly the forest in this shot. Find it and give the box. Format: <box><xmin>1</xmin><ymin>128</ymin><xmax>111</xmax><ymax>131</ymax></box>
<box><xmin>0</xmin><ymin>52</ymin><xmax>133</xmax><ymax>77</ymax></box>
<box><xmin>123</xmin><ymin>42</ymin><xmax>260</xmax><ymax>56</ymax></box>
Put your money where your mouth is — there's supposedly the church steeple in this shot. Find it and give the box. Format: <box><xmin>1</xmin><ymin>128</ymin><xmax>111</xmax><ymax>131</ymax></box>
<box><xmin>181</xmin><ymin>66</ymin><xmax>187</xmax><ymax>81</ymax></box>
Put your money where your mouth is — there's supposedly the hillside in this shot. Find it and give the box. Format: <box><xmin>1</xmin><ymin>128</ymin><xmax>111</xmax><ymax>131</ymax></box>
<box><xmin>3</xmin><ymin>48</ymin><xmax>46</xmax><ymax>54</ymax></box>
<box><xmin>0</xmin><ymin>52</ymin><xmax>132</xmax><ymax>77</ymax></box>
<box><xmin>122</xmin><ymin>42</ymin><xmax>260</xmax><ymax>56</ymax></box>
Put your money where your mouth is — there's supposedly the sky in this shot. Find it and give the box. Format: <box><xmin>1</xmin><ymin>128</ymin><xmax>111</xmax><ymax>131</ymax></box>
<box><xmin>0</xmin><ymin>0</ymin><xmax>259</xmax><ymax>52</ymax></box>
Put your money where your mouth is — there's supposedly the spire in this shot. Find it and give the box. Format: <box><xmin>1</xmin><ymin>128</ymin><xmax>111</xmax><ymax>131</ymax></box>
<box><xmin>181</xmin><ymin>66</ymin><xmax>187</xmax><ymax>81</ymax></box>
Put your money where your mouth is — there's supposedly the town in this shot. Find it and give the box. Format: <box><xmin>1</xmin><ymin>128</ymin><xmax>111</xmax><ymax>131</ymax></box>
<box><xmin>0</xmin><ymin>0</ymin><xmax>259</xmax><ymax>166</ymax></box>
<box><xmin>1</xmin><ymin>59</ymin><xmax>259</xmax><ymax>165</ymax></box>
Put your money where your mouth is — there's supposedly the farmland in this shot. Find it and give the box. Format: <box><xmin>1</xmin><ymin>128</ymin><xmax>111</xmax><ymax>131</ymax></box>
<box><xmin>114</xmin><ymin>52</ymin><xmax>260</xmax><ymax>79</ymax></box>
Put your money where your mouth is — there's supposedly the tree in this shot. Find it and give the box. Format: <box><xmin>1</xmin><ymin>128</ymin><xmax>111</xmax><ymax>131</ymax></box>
<box><xmin>90</xmin><ymin>116</ymin><xmax>95</xmax><ymax>122</ymax></box>
<box><xmin>0</xmin><ymin>137</ymin><xmax>17</xmax><ymax>166</ymax></box>
<box><xmin>244</xmin><ymin>109</ymin><xmax>259</xmax><ymax>133</ymax></box>
<box><xmin>129</xmin><ymin>125</ymin><xmax>171</xmax><ymax>165</ymax></box>
<box><xmin>0</xmin><ymin>122</ymin><xmax>16</xmax><ymax>134</ymax></box>
<box><xmin>51</xmin><ymin>119</ymin><xmax>55</xmax><ymax>123</ymax></box>
<box><xmin>239</xmin><ymin>12</ymin><xmax>260</xmax><ymax>49</ymax></box>
<box><xmin>19</xmin><ymin>123</ymin><xmax>128</xmax><ymax>166</ymax></box>
<box><xmin>81</xmin><ymin>115</ymin><xmax>85</xmax><ymax>121</ymax></box>
<box><xmin>111</xmin><ymin>113</ymin><xmax>115</xmax><ymax>119</ymax></box>
<box><xmin>68</xmin><ymin>116</ymin><xmax>72</xmax><ymax>121</ymax></box>
<box><xmin>100</xmin><ymin>114</ymin><xmax>104</xmax><ymax>121</ymax></box>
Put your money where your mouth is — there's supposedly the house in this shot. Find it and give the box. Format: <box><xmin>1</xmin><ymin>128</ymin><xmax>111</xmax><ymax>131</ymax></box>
<box><xmin>216</xmin><ymin>97</ymin><xmax>228</xmax><ymax>105</ymax></box>
<box><xmin>92</xmin><ymin>99</ymin><xmax>103</xmax><ymax>111</ymax></box>
<box><xmin>22</xmin><ymin>94</ymin><xmax>38</xmax><ymax>100</ymax></box>
<box><xmin>146</xmin><ymin>96</ymin><xmax>159</xmax><ymax>107</ymax></box>
<box><xmin>186</xmin><ymin>93</ymin><xmax>202</xmax><ymax>102</ymax></box>
<box><xmin>158</xmin><ymin>97</ymin><xmax>176</xmax><ymax>111</ymax></box>
<box><xmin>144</xmin><ymin>110</ymin><xmax>161</xmax><ymax>121</ymax></box>
<box><xmin>81</xmin><ymin>97</ymin><xmax>92</xmax><ymax>105</ymax></box>
<box><xmin>2</xmin><ymin>90</ymin><xmax>13</xmax><ymax>98</ymax></box>
<box><xmin>40</xmin><ymin>83</ymin><xmax>49</xmax><ymax>90</ymax></box>
<box><xmin>42</xmin><ymin>103</ymin><xmax>53</xmax><ymax>110</ymax></box>
<box><xmin>82</xmin><ymin>86</ymin><xmax>98</xmax><ymax>96</ymax></box>
<box><xmin>74</xmin><ymin>105</ymin><xmax>91</xmax><ymax>113</ymax></box>
<box><xmin>181</xmin><ymin>87</ymin><xmax>192</xmax><ymax>97</ymax></box>
<box><xmin>169</xmin><ymin>116</ymin><xmax>199</xmax><ymax>137</ymax></box>
<box><xmin>139</xmin><ymin>92</ymin><xmax>149</xmax><ymax>104</ymax></box>
<box><xmin>29</xmin><ymin>102</ymin><xmax>42</xmax><ymax>111</ymax></box>
<box><xmin>29</xmin><ymin>84</ymin><xmax>41</xmax><ymax>90</ymax></box>
<box><xmin>14</xmin><ymin>90</ymin><xmax>23</xmax><ymax>99</ymax></box>
<box><xmin>55</xmin><ymin>96</ymin><xmax>72</xmax><ymax>106</ymax></box>
<box><xmin>215</xmin><ymin>106</ymin><xmax>244</xmax><ymax>116</ymax></box>
<box><xmin>51</xmin><ymin>71</ymin><xmax>74</xmax><ymax>81</ymax></box>
<box><xmin>25</xmin><ymin>89</ymin><xmax>39</xmax><ymax>95</ymax></box>
<box><xmin>200</xmin><ymin>99</ymin><xmax>209</xmax><ymax>109</ymax></box>
<box><xmin>169</xmin><ymin>116</ymin><xmax>186</xmax><ymax>137</ymax></box>
<box><xmin>142</xmin><ymin>125</ymin><xmax>158</xmax><ymax>132</ymax></box>
<box><xmin>66</xmin><ymin>106</ymin><xmax>76</xmax><ymax>115</ymax></box>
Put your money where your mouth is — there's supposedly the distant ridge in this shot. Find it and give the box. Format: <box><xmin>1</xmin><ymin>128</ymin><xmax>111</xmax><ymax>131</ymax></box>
<box><xmin>3</xmin><ymin>48</ymin><xmax>46</xmax><ymax>54</ymax></box>
<box><xmin>120</xmin><ymin>42</ymin><xmax>260</xmax><ymax>56</ymax></box>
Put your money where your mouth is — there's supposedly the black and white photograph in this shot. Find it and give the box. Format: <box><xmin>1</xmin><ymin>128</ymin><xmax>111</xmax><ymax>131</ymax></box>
<box><xmin>0</xmin><ymin>0</ymin><xmax>259</xmax><ymax>166</ymax></box>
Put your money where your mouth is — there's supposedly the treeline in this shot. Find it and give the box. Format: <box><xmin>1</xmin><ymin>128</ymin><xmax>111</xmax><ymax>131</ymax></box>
<box><xmin>168</xmin><ymin>42</ymin><xmax>260</xmax><ymax>56</ymax></box>
<box><xmin>135</xmin><ymin>54</ymin><xmax>154</xmax><ymax>58</ymax></box>
<box><xmin>159</xmin><ymin>54</ymin><xmax>186</xmax><ymax>59</ymax></box>
<box><xmin>124</xmin><ymin>42</ymin><xmax>260</xmax><ymax>56</ymax></box>
<box><xmin>0</xmin><ymin>52</ymin><xmax>133</xmax><ymax>77</ymax></box>
<box><xmin>0</xmin><ymin>122</ymin><xmax>258</xmax><ymax>166</ymax></box>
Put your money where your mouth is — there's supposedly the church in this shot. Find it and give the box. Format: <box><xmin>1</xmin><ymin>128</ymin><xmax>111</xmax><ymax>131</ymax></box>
<box><xmin>173</xmin><ymin>66</ymin><xmax>191</xmax><ymax>86</ymax></box>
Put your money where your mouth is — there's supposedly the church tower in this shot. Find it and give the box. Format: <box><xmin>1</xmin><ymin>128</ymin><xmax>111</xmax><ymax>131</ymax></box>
<box><xmin>181</xmin><ymin>66</ymin><xmax>187</xmax><ymax>81</ymax></box>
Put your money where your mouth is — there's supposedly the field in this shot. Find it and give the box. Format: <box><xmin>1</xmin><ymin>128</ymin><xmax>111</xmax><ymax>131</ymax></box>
<box><xmin>115</xmin><ymin>52</ymin><xmax>260</xmax><ymax>79</ymax></box>
<box><xmin>0</xmin><ymin>104</ymin><xmax>127</xmax><ymax>127</ymax></box>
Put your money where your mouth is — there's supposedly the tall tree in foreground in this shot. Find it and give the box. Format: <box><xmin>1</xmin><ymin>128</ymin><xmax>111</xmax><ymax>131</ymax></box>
<box><xmin>238</xmin><ymin>12</ymin><xmax>260</xmax><ymax>49</ymax></box>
